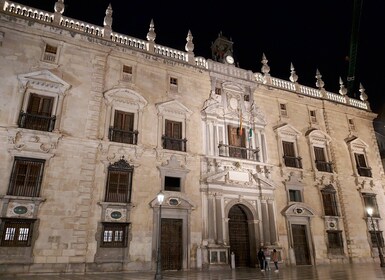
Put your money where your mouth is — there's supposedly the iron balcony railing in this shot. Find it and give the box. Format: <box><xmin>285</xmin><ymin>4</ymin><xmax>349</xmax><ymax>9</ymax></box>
<box><xmin>109</xmin><ymin>127</ymin><xmax>138</xmax><ymax>145</ymax></box>
<box><xmin>283</xmin><ymin>155</ymin><xmax>302</xmax><ymax>168</ymax></box>
<box><xmin>218</xmin><ymin>143</ymin><xmax>259</xmax><ymax>161</ymax></box>
<box><xmin>315</xmin><ymin>160</ymin><xmax>333</xmax><ymax>173</ymax></box>
<box><xmin>162</xmin><ymin>135</ymin><xmax>187</xmax><ymax>152</ymax></box>
<box><xmin>358</xmin><ymin>166</ymin><xmax>372</xmax><ymax>177</ymax></box>
<box><xmin>18</xmin><ymin>111</ymin><xmax>55</xmax><ymax>132</ymax></box>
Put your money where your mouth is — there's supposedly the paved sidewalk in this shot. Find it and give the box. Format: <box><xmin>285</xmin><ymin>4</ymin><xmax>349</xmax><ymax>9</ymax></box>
<box><xmin>1</xmin><ymin>263</ymin><xmax>385</xmax><ymax>279</ymax></box>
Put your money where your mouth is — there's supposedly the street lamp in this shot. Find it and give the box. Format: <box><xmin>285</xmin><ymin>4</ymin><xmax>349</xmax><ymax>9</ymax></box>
<box><xmin>367</xmin><ymin>207</ymin><xmax>385</xmax><ymax>267</ymax></box>
<box><xmin>155</xmin><ymin>191</ymin><xmax>165</xmax><ymax>280</ymax></box>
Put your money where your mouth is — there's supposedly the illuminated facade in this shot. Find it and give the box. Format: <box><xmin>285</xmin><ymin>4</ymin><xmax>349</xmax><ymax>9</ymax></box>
<box><xmin>0</xmin><ymin>0</ymin><xmax>384</xmax><ymax>274</ymax></box>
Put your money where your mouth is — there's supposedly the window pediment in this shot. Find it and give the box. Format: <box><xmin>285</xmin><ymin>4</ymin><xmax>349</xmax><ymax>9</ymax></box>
<box><xmin>104</xmin><ymin>88</ymin><xmax>147</xmax><ymax>109</ymax></box>
<box><xmin>306</xmin><ymin>129</ymin><xmax>331</xmax><ymax>145</ymax></box>
<box><xmin>346</xmin><ymin>136</ymin><xmax>368</xmax><ymax>149</ymax></box>
<box><xmin>156</xmin><ymin>100</ymin><xmax>192</xmax><ymax>118</ymax></box>
<box><xmin>275</xmin><ymin>123</ymin><xmax>301</xmax><ymax>139</ymax></box>
<box><xmin>18</xmin><ymin>70</ymin><xmax>71</xmax><ymax>94</ymax></box>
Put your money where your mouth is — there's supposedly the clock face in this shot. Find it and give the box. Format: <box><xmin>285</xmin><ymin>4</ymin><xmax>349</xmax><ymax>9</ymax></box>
<box><xmin>225</xmin><ymin>55</ymin><xmax>234</xmax><ymax>64</ymax></box>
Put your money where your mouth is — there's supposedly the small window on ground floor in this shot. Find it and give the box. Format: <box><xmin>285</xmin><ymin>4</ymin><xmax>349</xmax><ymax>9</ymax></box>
<box><xmin>0</xmin><ymin>219</ymin><xmax>35</xmax><ymax>247</ymax></box>
<box><xmin>101</xmin><ymin>223</ymin><xmax>129</xmax><ymax>248</ymax></box>
<box><xmin>327</xmin><ymin>230</ymin><xmax>344</xmax><ymax>255</ymax></box>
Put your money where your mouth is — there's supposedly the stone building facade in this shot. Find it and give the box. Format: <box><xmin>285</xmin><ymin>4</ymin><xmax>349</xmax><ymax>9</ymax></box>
<box><xmin>0</xmin><ymin>0</ymin><xmax>384</xmax><ymax>274</ymax></box>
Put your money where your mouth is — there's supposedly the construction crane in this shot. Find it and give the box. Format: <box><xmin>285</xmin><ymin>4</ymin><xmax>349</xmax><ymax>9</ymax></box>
<box><xmin>347</xmin><ymin>0</ymin><xmax>363</xmax><ymax>98</ymax></box>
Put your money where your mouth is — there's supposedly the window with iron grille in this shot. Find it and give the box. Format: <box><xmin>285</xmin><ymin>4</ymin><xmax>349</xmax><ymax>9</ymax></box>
<box><xmin>43</xmin><ymin>44</ymin><xmax>57</xmax><ymax>62</ymax></box>
<box><xmin>18</xmin><ymin>93</ymin><xmax>55</xmax><ymax>132</ymax></box>
<box><xmin>101</xmin><ymin>223</ymin><xmax>128</xmax><ymax>248</ymax></box>
<box><xmin>162</xmin><ymin>120</ymin><xmax>186</xmax><ymax>152</ymax></box>
<box><xmin>309</xmin><ymin>110</ymin><xmax>317</xmax><ymax>123</ymax></box>
<box><xmin>280</xmin><ymin>103</ymin><xmax>287</xmax><ymax>117</ymax></box>
<box><xmin>354</xmin><ymin>153</ymin><xmax>372</xmax><ymax>177</ymax></box>
<box><xmin>8</xmin><ymin>157</ymin><xmax>45</xmax><ymax>197</ymax></box>
<box><xmin>122</xmin><ymin>65</ymin><xmax>133</xmax><ymax>82</ymax></box>
<box><xmin>109</xmin><ymin>110</ymin><xmax>137</xmax><ymax>145</ymax></box>
<box><xmin>321</xmin><ymin>185</ymin><xmax>339</xmax><ymax>216</ymax></box>
<box><xmin>282</xmin><ymin>141</ymin><xmax>301</xmax><ymax>168</ymax></box>
<box><xmin>363</xmin><ymin>193</ymin><xmax>380</xmax><ymax>217</ymax></box>
<box><xmin>105</xmin><ymin>158</ymin><xmax>133</xmax><ymax>203</ymax></box>
<box><xmin>327</xmin><ymin>230</ymin><xmax>344</xmax><ymax>255</ymax></box>
<box><xmin>0</xmin><ymin>219</ymin><xmax>34</xmax><ymax>247</ymax></box>
<box><xmin>314</xmin><ymin>147</ymin><xmax>333</xmax><ymax>173</ymax></box>
<box><xmin>369</xmin><ymin>231</ymin><xmax>384</xmax><ymax>247</ymax></box>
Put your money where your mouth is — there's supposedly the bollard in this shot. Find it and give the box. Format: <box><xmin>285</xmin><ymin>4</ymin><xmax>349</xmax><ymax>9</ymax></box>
<box><xmin>231</xmin><ymin>252</ymin><xmax>235</xmax><ymax>269</ymax></box>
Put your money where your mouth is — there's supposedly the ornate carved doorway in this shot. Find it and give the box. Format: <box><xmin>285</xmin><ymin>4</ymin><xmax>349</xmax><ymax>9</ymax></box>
<box><xmin>228</xmin><ymin>204</ymin><xmax>251</xmax><ymax>267</ymax></box>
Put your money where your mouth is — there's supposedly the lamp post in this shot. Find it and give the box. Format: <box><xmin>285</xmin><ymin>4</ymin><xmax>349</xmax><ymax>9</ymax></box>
<box><xmin>367</xmin><ymin>207</ymin><xmax>385</xmax><ymax>267</ymax></box>
<box><xmin>155</xmin><ymin>191</ymin><xmax>165</xmax><ymax>280</ymax></box>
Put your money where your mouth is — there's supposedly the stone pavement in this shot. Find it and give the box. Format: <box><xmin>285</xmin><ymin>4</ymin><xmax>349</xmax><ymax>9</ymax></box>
<box><xmin>1</xmin><ymin>263</ymin><xmax>385</xmax><ymax>280</ymax></box>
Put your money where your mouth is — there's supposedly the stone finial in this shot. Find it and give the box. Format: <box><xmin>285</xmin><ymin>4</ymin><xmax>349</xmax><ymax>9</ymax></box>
<box><xmin>339</xmin><ymin>77</ymin><xmax>347</xmax><ymax>96</ymax></box>
<box><xmin>289</xmin><ymin>62</ymin><xmax>298</xmax><ymax>83</ymax></box>
<box><xmin>146</xmin><ymin>19</ymin><xmax>156</xmax><ymax>42</ymax></box>
<box><xmin>185</xmin><ymin>30</ymin><xmax>194</xmax><ymax>52</ymax></box>
<box><xmin>315</xmin><ymin>69</ymin><xmax>325</xmax><ymax>89</ymax></box>
<box><xmin>359</xmin><ymin>83</ymin><xmax>368</xmax><ymax>101</ymax></box>
<box><xmin>103</xmin><ymin>4</ymin><xmax>113</xmax><ymax>28</ymax></box>
<box><xmin>261</xmin><ymin>53</ymin><xmax>270</xmax><ymax>76</ymax></box>
<box><xmin>54</xmin><ymin>0</ymin><xmax>65</xmax><ymax>14</ymax></box>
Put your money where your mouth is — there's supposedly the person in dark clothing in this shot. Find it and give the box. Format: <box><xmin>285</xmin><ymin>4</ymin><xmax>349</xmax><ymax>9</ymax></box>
<box><xmin>257</xmin><ymin>247</ymin><xmax>265</xmax><ymax>271</ymax></box>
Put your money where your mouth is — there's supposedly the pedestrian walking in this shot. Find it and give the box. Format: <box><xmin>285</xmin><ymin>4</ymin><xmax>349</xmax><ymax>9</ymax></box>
<box><xmin>264</xmin><ymin>247</ymin><xmax>271</xmax><ymax>270</ymax></box>
<box><xmin>271</xmin><ymin>248</ymin><xmax>279</xmax><ymax>272</ymax></box>
<box><xmin>257</xmin><ymin>247</ymin><xmax>265</xmax><ymax>271</ymax></box>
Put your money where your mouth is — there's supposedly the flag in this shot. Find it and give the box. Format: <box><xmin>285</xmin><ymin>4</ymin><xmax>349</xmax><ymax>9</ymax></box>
<box><xmin>239</xmin><ymin>109</ymin><xmax>243</xmax><ymax>136</ymax></box>
<box><xmin>249</xmin><ymin>128</ymin><xmax>253</xmax><ymax>139</ymax></box>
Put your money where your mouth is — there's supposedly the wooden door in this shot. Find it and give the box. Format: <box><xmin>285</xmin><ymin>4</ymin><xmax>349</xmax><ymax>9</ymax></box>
<box><xmin>228</xmin><ymin>205</ymin><xmax>250</xmax><ymax>267</ymax></box>
<box><xmin>292</xmin><ymin>224</ymin><xmax>311</xmax><ymax>265</ymax></box>
<box><xmin>161</xmin><ymin>218</ymin><xmax>183</xmax><ymax>270</ymax></box>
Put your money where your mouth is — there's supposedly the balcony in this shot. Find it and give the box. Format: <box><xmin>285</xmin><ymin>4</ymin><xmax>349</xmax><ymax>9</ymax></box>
<box><xmin>218</xmin><ymin>143</ymin><xmax>259</xmax><ymax>161</ymax></box>
<box><xmin>109</xmin><ymin>127</ymin><xmax>138</xmax><ymax>145</ymax></box>
<box><xmin>162</xmin><ymin>135</ymin><xmax>187</xmax><ymax>152</ymax></box>
<box><xmin>18</xmin><ymin>111</ymin><xmax>55</xmax><ymax>132</ymax></box>
<box><xmin>358</xmin><ymin>166</ymin><xmax>372</xmax><ymax>177</ymax></box>
<box><xmin>315</xmin><ymin>160</ymin><xmax>333</xmax><ymax>173</ymax></box>
<box><xmin>283</xmin><ymin>155</ymin><xmax>302</xmax><ymax>168</ymax></box>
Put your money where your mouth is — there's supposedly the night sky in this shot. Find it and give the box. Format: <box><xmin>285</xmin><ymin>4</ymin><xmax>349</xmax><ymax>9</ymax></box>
<box><xmin>13</xmin><ymin>0</ymin><xmax>385</xmax><ymax>114</ymax></box>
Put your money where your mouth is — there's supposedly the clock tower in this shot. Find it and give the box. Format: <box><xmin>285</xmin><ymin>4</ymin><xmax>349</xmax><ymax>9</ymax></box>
<box><xmin>211</xmin><ymin>31</ymin><xmax>235</xmax><ymax>65</ymax></box>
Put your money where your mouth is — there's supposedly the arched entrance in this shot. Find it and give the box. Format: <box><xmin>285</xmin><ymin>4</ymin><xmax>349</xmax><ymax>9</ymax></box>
<box><xmin>228</xmin><ymin>204</ymin><xmax>251</xmax><ymax>267</ymax></box>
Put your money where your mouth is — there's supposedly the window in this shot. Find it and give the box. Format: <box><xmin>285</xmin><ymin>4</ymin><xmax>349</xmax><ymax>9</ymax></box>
<box><xmin>321</xmin><ymin>185</ymin><xmax>339</xmax><ymax>216</ymax></box>
<box><xmin>105</xmin><ymin>158</ymin><xmax>133</xmax><ymax>203</ymax></box>
<box><xmin>327</xmin><ymin>230</ymin><xmax>344</xmax><ymax>255</ymax></box>
<box><xmin>314</xmin><ymin>146</ymin><xmax>333</xmax><ymax>172</ymax></box>
<box><xmin>309</xmin><ymin>110</ymin><xmax>317</xmax><ymax>123</ymax></box>
<box><xmin>156</xmin><ymin>100</ymin><xmax>191</xmax><ymax>153</ymax></box>
<box><xmin>244</xmin><ymin>94</ymin><xmax>250</xmax><ymax>102</ymax></box>
<box><xmin>215</xmin><ymin>87</ymin><xmax>222</xmax><ymax>95</ymax></box>
<box><xmin>348</xmin><ymin>118</ymin><xmax>355</xmax><ymax>131</ymax></box>
<box><xmin>109</xmin><ymin>110</ymin><xmax>137</xmax><ymax>144</ymax></box>
<box><xmin>289</xmin><ymin>189</ymin><xmax>302</xmax><ymax>202</ymax></box>
<box><xmin>43</xmin><ymin>44</ymin><xmax>57</xmax><ymax>62</ymax></box>
<box><xmin>369</xmin><ymin>231</ymin><xmax>384</xmax><ymax>247</ymax></box>
<box><xmin>101</xmin><ymin>223</ymin><xmax>128</xmax><ymax>248</ymax></box>
<box><xmin>0</xmin><ymin>219</ymin><xmax>34</xmax><ymax>247</ymax></box>
<box><xmin>283</xmin><ymin>141</ymin><xmax>302</xmax><ymax>168</ymax></box>
<box><xmin>17</xmin><ymin>70</ymin><xmax>70</xmax><ymax>133</ymax></box>
<box><xmin>8</xmin><ymin>157</ymin><xmax>45</xmax><ymax>197</ymax></box>
<box><xmin>122</xmin><ymin>65</ymin><xmax>133</xmax><ymax>82</ymax></box>
<box><xmin>165</xmin><ymin>176</ymin><xmax>181</xmax><ymax>192</ymax></box>
<box><xmin>18</xmin><ymin>93</ymin><xmax>55</xmax><ymax>132</ymax></box>
<box><xmin>363</xmin><ymin>193</ymin><xmax>380</xmax><ymax>217</ymax></box>
<box><xmin>170</xmin><ymin>77</ymin><xmax>178</xmax><ymax>86</ymax></box>
<box><xmin>163</xmin><ymin>119</ymin><xmax>186</xmax><ymax>152</ymax></box>
<box><xmin>280</xmin><ymin>103</ymin><xmax>288</xmax><ymax>117</ymax></box>
<box><xmin>354</xmin><ymin>153</ymin><xmax>372</xmax><ymax>177</ymax></box>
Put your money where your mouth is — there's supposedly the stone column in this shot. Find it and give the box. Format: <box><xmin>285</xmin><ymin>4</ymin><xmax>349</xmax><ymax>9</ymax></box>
<box><xmin>207</xmin><ymin>193</ymin><xmax>216</xmax><ymax>244</ymax></box>
<box><xmin>215</xmin><ymin>194</ymin><xmax>223</xmax><ymax>244</ymax></box>
<box><xmin>53</xmin><ymin>93</ymin><xmax>65</xmax><ymax>132</ymax></box>
<box><xmin>103</xmin><ymin>103</ymin><xmax>112</xmax><ymax>141</ymax></box>
<box><xmin>267</xmin><ymin>200</ymin><xmax>277</xmax><ymax>245</ymax></box>
<box><xmin>261</xmin><ymin>200</ymin><xmax>271</xmax><ymax>245</ymax></box>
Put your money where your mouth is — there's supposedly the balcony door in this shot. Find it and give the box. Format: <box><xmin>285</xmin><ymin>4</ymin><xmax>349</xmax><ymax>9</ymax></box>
<box><xmin>228</xmin><ymin>125</ymin><xmax>246</xmax><ymax>159</ymax></box>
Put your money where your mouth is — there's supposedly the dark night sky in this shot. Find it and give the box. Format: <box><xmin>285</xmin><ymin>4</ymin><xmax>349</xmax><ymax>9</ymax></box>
<box><xmin>14</xmin><ymin>0</ymin><xmax>385</xmax><ymax>114</ymax></box>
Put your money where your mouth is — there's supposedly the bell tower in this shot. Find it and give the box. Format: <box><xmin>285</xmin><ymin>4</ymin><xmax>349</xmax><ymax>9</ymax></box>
<box><xmin>211</xmin><ymin>31</ymin><xmax>235</xmax><ymax>65</ymax></box>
